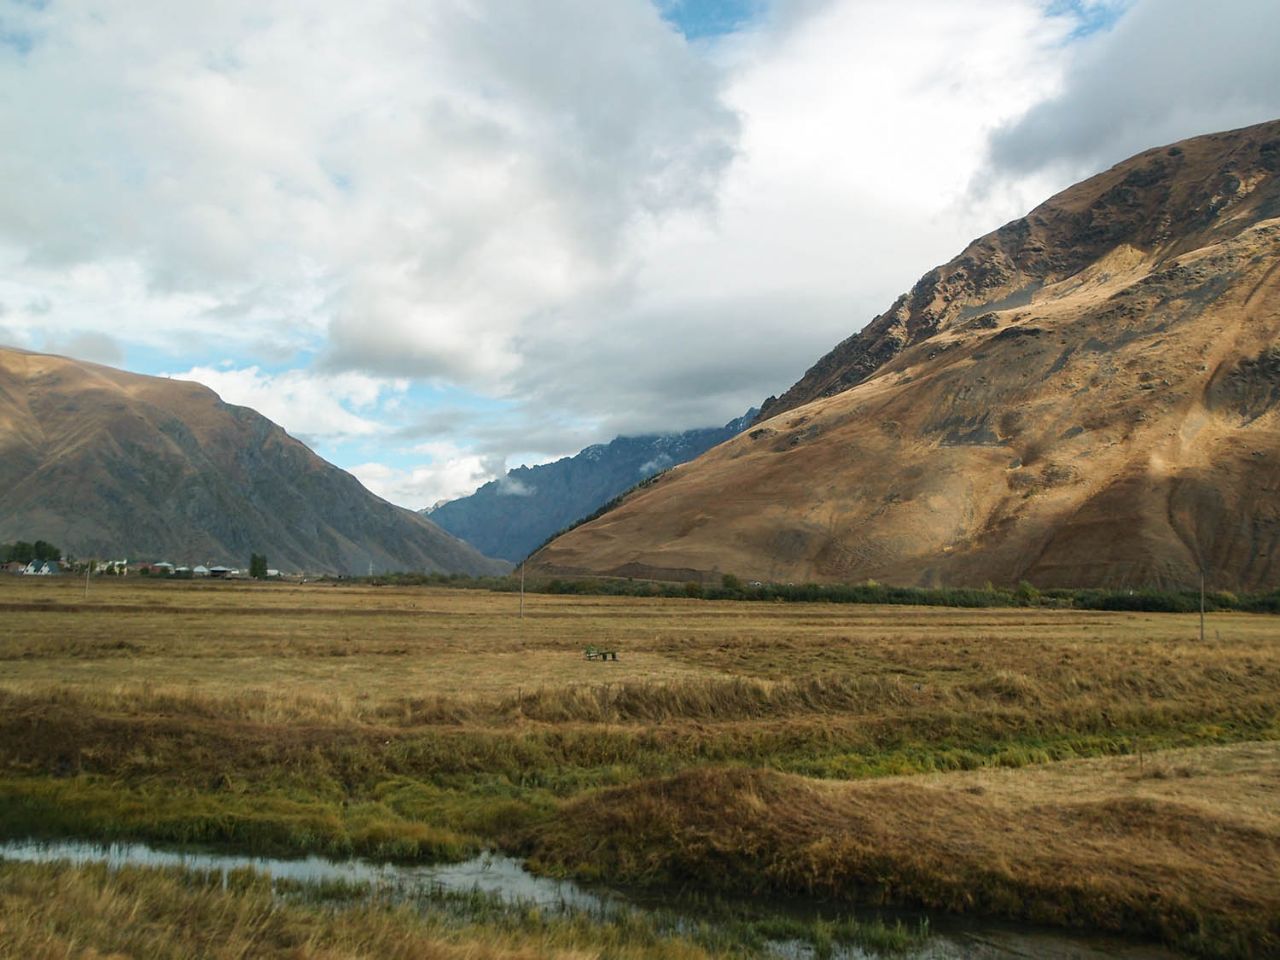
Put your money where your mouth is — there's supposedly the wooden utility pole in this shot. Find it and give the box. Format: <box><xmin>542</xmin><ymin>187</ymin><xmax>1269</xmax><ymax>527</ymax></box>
<box><xmin>519</xmin><ymin>561</ymin><xmax>525</xmax><ymax>619</ymax></box>
<box><xmin>1199</xmin><ymin>566</ymin><xmax>1206</xmax><ymax>644</ymax></box>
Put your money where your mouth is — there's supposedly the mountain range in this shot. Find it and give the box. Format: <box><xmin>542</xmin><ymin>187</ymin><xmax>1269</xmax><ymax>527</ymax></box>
<box><xmin>0</xmin><ymin>347</ymin><xmax>507</xmax><ymax>576</ymax></box>
<box><xmin>532</xmin><ymin>120</ymin><xmax>1280</xmax><ymax>592</ymax></box>
<box><xmin>426</xmin><ymin>411</ymin><xmax>756</xmax><ymax>563</ymax></box>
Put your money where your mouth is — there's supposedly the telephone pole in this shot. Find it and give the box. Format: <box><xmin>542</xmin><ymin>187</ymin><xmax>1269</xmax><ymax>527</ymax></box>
<box><xmin>1199</xmin><ymin>566</ymin><xmax>1206</xmax><ymax>644</ymax></box>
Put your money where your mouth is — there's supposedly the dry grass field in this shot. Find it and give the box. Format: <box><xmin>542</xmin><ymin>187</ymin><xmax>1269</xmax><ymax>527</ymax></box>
<box><xmin>1</xmin><ymin>575</ymin><xmax>1277</xmax><ymax>956</ymax></box>
<box><xmin>3</xmin><ymin>575</ymin><xmax>1275</xmax><ymax>714</ymax></box>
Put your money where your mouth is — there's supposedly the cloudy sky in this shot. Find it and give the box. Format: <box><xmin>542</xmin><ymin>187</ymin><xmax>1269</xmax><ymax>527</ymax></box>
<box><xmin>2</xmin><ymin>0</ymin><xmax>1279</xmax><ymax>508</ymax></box>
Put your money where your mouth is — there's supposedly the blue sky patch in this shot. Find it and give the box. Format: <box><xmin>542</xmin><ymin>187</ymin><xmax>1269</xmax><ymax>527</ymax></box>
<box><xmin>0</xmin><ymin>24</ymin><xmax>35</xmax><ymax>56</ymax></box>
<box><xmin>1049</xmin><ymin>0</ymin><xmax>1130</xmax><ymax>40</ymax></box>
<box><xmin>656</xmin><ymin>0</ymin><xmax>766</xmax><ymax>40</ymax></box>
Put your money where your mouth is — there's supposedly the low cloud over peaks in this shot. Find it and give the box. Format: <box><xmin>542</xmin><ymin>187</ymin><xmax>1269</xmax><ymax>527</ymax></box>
<box><xmin>497</xmin><ymin>476</ymin><xmax>534</xmax><ymax>497</ymax></box>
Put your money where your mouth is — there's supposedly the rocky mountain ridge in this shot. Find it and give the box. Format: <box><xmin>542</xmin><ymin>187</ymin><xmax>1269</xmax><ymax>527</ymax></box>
<box><xmin>427</xmin><ymin>411</ymin><xmax>756</xmax><ymax>562</ymax></box>
<box><xmin>760</xmin><ymin>126</ymin><xmax>1280</xmax><ymax>423</ymax></box>
<box><xmin>534</xmin><ymin>120</ymin><xmax>1280</xmax><ymax>591</ymax></box>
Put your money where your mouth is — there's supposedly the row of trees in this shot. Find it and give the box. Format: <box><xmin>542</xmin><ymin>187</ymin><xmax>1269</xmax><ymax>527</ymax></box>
<box><xmin>356</xmin><ymin>570</ymin><xmax>1280</xmax><ymax>615</ymax></box>
<box><xmin>1</xmin><ymin>540</ymin><xmax>62</xmax><ymax>564</ymax></box>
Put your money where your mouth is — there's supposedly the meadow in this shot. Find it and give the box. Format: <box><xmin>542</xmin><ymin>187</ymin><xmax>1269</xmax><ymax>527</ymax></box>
<box><xmin>0</xmin><ymin>575</ymin><xmax>1277</xmax><ymax>957</ymax></box>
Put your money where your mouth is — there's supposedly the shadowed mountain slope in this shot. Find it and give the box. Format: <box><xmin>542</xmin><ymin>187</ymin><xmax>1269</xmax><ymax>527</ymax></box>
<box><xmin>426</xmin><ymin>411</ymin><xmax>756</xmax><ymax>563</ymax></box>
<box><xmin>0</xmin><ymin>348</ymin><xmax>507</xmax><ymax>576</ymax></box>
<box><xmin>533</xmin><ymin>120</ymin><xmax>1280</xmax><ymax>591</ymax></box>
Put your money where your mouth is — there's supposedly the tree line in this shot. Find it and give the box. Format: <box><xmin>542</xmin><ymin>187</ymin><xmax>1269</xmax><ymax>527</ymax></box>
<box><xmin>1</xmin><ymin>540</ymin><xmax>62</xmax><ymax>564</ymax></box>
<box><xmin>347</xmin><ymin>569</ymin><xmax>1280</xmax><ymax>614</ymax></box>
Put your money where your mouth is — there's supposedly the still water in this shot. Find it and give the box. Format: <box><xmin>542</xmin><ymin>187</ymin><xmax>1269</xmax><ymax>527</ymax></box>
<box><xmin>0</xmin><ymin>838</ymin><xmax>1180</xmax><ymax>960</ymax></box>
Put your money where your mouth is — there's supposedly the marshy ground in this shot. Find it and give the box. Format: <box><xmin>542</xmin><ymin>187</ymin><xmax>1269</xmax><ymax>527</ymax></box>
<box><xmin>0</xmin><ymin>576</ymin><xmax>1276</xmax><ymax>957</ymax></box>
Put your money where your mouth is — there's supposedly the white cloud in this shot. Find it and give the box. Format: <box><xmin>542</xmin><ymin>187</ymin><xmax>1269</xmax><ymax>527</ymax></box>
<box><xmin>0</xmin><ymin>0</ymin><xmax>735</xmax><ymax>384</ymax></box>
<box><xmin>638</xmin><ymin>453</ymin><xmax>674</xmax><ymax>476</ymax></box>
<box><xmin>496</xmin><ymin>476</ymin><xmax>534</xmax><ymax>497</ymax></box>
<box><xmin>500</xmin><ymin>0</ymin><xmax>1078</xmax><ymax>438</ymax></box>
<box><xmin>3</xmin><ymin>0</ymin><xmax>1274</xmax><ymax>510</ymax></box>
<box><xmin>168</xmin><ymin>365</ymin><xmax>405</xmax><ymax>443</ymax></box>
<box><xmin>0</xmin><ymin>245</ymin><xmax>321</xmax><ymax>362</ymax></box>
<box><xmin>988</xmin><ymin>0</ymin><xmax>1280</xmax><ymax>181</ymax></box>
<box><xmin>648</xmin><ymin>0</ymin><xmax>1072</xmax><ymax>298</ymax></box>
<box><xmin>43</xmin><ymin>331</ymin><xmax>124</xmax><ymax>367</ymax></box>
<box><xmin>353</xmin><ymin>442</ymin><xmax>505</xmax><ymax>508</ymax></box>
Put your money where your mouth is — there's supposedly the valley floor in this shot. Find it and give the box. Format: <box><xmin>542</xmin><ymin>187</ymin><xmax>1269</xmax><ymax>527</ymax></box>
<box><xmin>0</xmin><ymin>577</ymin><xmax>1276</xmax><ymax>957</ymax></box>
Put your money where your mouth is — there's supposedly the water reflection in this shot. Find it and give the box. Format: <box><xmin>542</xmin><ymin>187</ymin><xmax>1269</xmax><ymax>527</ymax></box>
<box><xmin>0</xmin><ymin>839</ymin><xmax>1178</xmax><ymax>959</ymax></box>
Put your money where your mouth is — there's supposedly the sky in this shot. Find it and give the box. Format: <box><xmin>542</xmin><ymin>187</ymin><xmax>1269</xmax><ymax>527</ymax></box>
<box><xmin>2</xmin><ymin>0</ymin><xmax>1279</xmax><ymax>509</ymax></box>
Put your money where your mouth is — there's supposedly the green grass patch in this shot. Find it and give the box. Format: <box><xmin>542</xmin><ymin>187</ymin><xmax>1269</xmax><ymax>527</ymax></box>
<box><xmin>0</xmin><ymin>776</ymin><xmax>475</xmax><ymax>862</ymax></box>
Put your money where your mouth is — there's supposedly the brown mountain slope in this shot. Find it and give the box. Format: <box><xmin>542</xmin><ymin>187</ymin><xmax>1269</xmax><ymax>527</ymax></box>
<box><xmin>0</xmin><ymin>348</ymin><xmax>508</xmax><ymax>576</ymax></box>
<box><xmin>533</xmin><ymin>120</ymin><xmax>1280</xmax><ymax>591</ymax></box>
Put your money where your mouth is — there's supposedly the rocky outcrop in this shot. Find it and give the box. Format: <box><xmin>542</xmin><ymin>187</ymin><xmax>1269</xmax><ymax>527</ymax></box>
<box><xmin>759</xmin><ymin>123</ymin><xmax>1280</xmax><ymax>422</ymax></box>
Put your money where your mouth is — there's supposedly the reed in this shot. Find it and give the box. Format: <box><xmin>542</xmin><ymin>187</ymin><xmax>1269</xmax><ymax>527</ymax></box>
<box><xmin>525</xmin><ymin>743</ymin><xmax>1280</xmax><ymax>959</ymax></box>
<box><xmin>0</xmin><ymin>859</ymin><xmax>724</xmax><ymax>959</ymax></box>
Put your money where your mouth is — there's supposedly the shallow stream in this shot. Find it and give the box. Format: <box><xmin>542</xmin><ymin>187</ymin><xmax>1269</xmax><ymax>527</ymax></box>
<box><xmin>0</xmin><ymin>838</ymin><xmax>1179</xmax><ymax>959</ymax></box>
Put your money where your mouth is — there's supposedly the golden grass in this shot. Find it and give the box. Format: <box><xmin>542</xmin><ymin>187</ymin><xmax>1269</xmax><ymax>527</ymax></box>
<box><xmin>0</xmin><ymin>860</ymin><xmax>714</xmax><ymax>960</ymax></box>
<box><xmin>526</xmin><ymin>742</ymin><xmax>1280</xmax><ymax>957</ymax></box>
<box><xmin>1</xmin><ymin>574</ymin><xmax>1277</xmax><ymax>956</ymax></box>
<box><xmin>0</xmin><ymin>578</ymin><xmax>736</xmax><ymax>709</ymax></box>
<box><xmin>2</xmin><ymin>575</ymin><xmax>1275</xmax><ymax>724</ymax></box>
